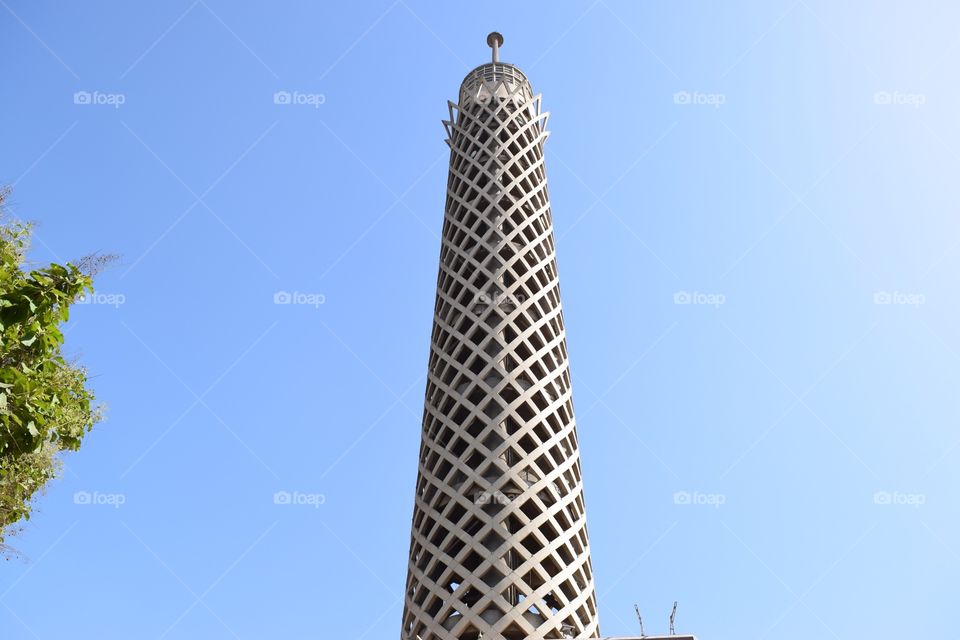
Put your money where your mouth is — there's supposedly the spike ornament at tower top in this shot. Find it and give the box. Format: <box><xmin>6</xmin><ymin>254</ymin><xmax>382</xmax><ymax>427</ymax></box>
<box><xmin>486</xmin><ymin>31</ymin><xmax>503</xmax><ymax>63</ymax></box>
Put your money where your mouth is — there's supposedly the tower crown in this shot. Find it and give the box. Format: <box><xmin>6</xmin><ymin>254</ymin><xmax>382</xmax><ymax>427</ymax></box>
<box><xmin>459</xmin><ymin>35</ymin><xmax>533</xmax><ymax>109</ymax></box>
<box><xmin>459</xmin><ymin>63</ymin><xmax>534</xmax><ymax>108</ymax></box>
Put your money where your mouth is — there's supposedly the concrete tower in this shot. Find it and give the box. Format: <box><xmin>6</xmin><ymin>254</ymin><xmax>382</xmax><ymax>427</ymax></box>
<box><xmin>401</xmin><ymin>34</ymin><xmax>600</xmax><ymax>640</ymax></box>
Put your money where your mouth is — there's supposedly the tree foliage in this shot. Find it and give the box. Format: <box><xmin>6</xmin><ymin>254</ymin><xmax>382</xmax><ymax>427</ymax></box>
<box><xmin>0</xmin><ymin>188</ymin><xmax>102</xmax><ymax>547</ymax></box>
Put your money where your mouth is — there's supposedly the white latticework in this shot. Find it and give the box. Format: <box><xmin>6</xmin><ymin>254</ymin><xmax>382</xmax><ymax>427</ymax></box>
<box><xmin>401</xmin><ymin>61</ymin><xmax>600</xmax><ymax>640</ymax></box>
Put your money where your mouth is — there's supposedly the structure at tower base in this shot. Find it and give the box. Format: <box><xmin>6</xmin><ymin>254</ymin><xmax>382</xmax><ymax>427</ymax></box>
<box><xmin>398</xmin><ymin>33</ymin><xmax>698</xmax><ymax>640</ymax></box>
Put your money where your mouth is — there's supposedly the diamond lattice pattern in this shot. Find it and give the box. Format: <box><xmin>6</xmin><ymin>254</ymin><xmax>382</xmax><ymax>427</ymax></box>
<box><xmin>401</xmin><ymin>64</ymin><xmax>600</xmax><ymax>640</ymax></box>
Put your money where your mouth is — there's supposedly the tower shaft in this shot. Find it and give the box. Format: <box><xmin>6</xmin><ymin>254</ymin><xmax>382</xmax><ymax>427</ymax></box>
<box><xmin>402</xmin><ymin>39</ymin><xmax>600</xmax><ymax>640</ymax></box>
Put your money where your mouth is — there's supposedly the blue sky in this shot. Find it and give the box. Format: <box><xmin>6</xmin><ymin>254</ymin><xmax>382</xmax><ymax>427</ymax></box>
<box><xmin>2</xmin><ymin>1</ymin><xmax>959</xmax><ymax>638</ymax></box>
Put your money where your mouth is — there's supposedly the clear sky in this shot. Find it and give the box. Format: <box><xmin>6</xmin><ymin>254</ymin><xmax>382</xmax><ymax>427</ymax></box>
<box><xmin>1</xmin><ymin>1</ymin><xmax>958</xmax><ymax>638</ymax></box>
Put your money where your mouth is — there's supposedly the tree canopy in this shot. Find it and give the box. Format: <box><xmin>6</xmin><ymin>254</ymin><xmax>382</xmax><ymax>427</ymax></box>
<box><xmin>0</xmin><ymin>187</ymin><xmax>102</xmax><ymax>548</ymax></box>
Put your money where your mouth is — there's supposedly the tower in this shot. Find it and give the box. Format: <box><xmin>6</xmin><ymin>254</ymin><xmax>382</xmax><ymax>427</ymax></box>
<box><xmin>401</xmin><ymin>34</ymin><xmax>600</xmax><ymax>640</ymax></box>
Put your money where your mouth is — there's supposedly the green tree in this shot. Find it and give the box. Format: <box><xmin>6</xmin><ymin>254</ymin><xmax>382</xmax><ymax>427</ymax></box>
<box><xmin>0</xmin><ymin>187</ymin><xmax>104</xmax><ymax>550</ymax></box>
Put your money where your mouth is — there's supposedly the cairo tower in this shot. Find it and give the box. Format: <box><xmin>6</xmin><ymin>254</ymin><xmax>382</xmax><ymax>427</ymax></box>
<box><xmin>399</xmin><ymin>34</ymin><xmax>696</xmax><ymax>640</ymax></box>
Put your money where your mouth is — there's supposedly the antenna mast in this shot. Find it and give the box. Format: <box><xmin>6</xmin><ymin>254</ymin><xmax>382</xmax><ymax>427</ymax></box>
<box><xmin>486</xmin><ymin>31</ymin><xmax>503</xmax><ymax>63</ymax></box>
<box><xmin>669</xmin><ymin>601</ymin><xmax>678</xmax><ymax>635</ymax></box>
<box><xmin>634</xmin><ymin>604</ymin><xmax>646</xmax><ymax>637</ymax></box>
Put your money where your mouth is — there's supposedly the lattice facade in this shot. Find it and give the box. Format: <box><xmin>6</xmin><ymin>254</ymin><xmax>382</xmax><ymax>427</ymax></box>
<box><xmin>400</xmin><ymin>49</ymin><xmax>600</xmax><ymax>640</ymax></box>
